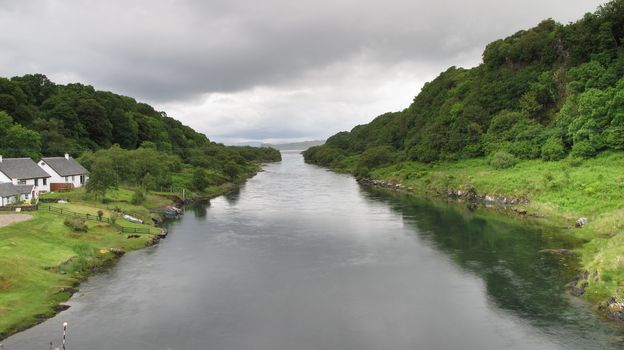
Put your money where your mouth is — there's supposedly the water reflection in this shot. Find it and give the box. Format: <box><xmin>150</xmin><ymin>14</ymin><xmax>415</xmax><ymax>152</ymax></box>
<box><xmin>361</xmin><ymin>187</ymin><xmax>623</xmax><ymax>341</ymax></box>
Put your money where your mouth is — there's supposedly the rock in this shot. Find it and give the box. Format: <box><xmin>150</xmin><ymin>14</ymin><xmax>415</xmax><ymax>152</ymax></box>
<box><xmin>539</xmin><ymin>248</ymin><xmax>577</xmax><ymax>256</ymax></box>
<box><xmin>604</xmin><ymin>297</ymin><xmax>624</xmax><ymax>322</ymax></box>
<box><xmin>109</xmin><ymin>248</ymin><xmax>125</xmax><ymax>256</ymax></box>
<box><xmin>570</xmin><ymin>281</ymin><xmax>588</xmax><ymax>296</ymax></box>
<box><xmin>53</xmin><ymin>304</ymin><xmax>71</xmax><ymax>312</ymax></box>
<box><xmin>575</xmin><ymin>217</ymin><xmax>588</xmax><ymax>228</ymax></box>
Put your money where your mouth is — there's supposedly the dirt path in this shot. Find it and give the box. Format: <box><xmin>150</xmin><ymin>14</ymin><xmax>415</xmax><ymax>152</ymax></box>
<box><xmin>0</xmin><ymin>214</ymin><xmax>33</xmax><ymax>228</ymax></box>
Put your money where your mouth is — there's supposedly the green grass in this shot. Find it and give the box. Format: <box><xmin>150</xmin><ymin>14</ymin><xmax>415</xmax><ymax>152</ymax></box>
<box><xmin>0</xmin><ymin>211</ymin><xmax>155</xmax><ymax>338</ymax></box>
<box><xmin>336</xmin><ymin>151</ymin><xmax>624</xmax><ymax>304</ymax></box>
<box><xmin>0</xmin><ymin>187</ymin><xmax>178</xmax><ymax>338</ymax></box>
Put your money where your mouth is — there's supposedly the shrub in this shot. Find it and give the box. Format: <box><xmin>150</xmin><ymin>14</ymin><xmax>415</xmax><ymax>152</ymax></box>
<box><xmin>571</xmin><ymin>140</ymin><xmax>596</xmax><ymax>158</ymax></box>
<box><xmin>64</xmin><ymin>218</ymin><xmax>88</xmax><ymax>232</ymax></box>
<box><xmin>131</xmin><ymin>190</ymin><xmax>146</xmax><ymax>205</ymax></box>
<box><xmin>359</xmin><ymin>146</ymin><xmax>396</xmax><ymax>169</ymax></box>
<box><xmin>489</xmin><ymin>151</ymin><xmax>518</xmax><ymax>169</ymax></box>
<box><xmin>541</xmin><ymin>137</ymin><xmax>567</xmax><ymax>161</ymax></box>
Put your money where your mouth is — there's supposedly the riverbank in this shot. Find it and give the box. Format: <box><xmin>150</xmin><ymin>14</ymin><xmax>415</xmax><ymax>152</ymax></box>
<box><xmin>305</xmin><ymin>150</ymin><xmax>624</xmax><ymax>320</ymax></box>
<box><xmin>0</xmin><ymin>182</ymin><xmax>240</xmax><ymax>340</ymax></box>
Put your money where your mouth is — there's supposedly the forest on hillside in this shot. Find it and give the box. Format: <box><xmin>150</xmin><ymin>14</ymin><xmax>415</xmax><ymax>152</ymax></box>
<box><xmin>0</xmin><ymin>74</ymin><xmax>281</xmax><ymax>193</ymax></box>
<box><xmin>304</xmin><ymin>0</ymin><xmax>624</xmax><ymax>175</ymax></box>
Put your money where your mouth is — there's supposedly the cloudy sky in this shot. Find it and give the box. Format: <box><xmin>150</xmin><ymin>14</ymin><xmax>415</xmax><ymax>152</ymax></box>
<box><xmin>0</xmin><ymin>0</ymin><xmax>607</xmax><ymax>144</ymax></box>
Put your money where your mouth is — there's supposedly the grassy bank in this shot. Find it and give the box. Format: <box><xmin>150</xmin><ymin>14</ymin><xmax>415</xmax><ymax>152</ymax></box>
<box><xmin>310</xmin><ymin>151</ymin><xmax>624</xmax><ymax>306</ymax></box>
<box><xmin>0</xmin><ymin>184</ymin><xmax>207</xmax><ymax>339</ymax></box>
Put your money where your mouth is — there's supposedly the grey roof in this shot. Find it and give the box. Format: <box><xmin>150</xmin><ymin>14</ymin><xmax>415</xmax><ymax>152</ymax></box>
<box><xmin>0</xmin><ymin>158</ymin><xmax>51</xmax><ymax>180</ymax></box>
<box><xmin>14</xmin><ymin>184</ymin><xmax>33</xmax><ymax>195</ymax></box>
<box><xmin>41</xmin><ymin>157</ymin><xmax>88</xmax><ymax>176</ymax></box>
<box><xmin>0</xmin><ymin>183</ymin><xmax>19</xmax><ymax>198</ymax></box>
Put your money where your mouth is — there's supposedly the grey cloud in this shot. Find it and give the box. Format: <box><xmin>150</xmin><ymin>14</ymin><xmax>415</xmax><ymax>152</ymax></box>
<box><xmin>0</xmin><ymin>0</ymin><xmax>606</xmax><ymax>102</ymax></box>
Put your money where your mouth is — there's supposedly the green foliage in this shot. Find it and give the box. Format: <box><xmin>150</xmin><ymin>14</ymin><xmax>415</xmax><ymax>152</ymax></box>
<box><xmin>541</xmin><ymin>137</ymin><xmax>567</xmax><ymax>161</ymax></box>
<box><xmin>63</xmin><ymin>218</ymin><xmax>88</xmax><ymax>232</ymax></box>
<box><xmin>85</xmin><ymin>157</ymin><xmax>119</xmax><ymax>199</ymax></box>
<box><xmin>223</xmin><ymin>161</ymin><xmax>241</xmax><ymax>181</ymax></box>
<box><xmin>358</xmin><ymin>146</ymin><xmax>396</xmax><ymax>169</ymax></box>
<box><xmin>304</xmin><ymin>0</ymin><xmax>624</xmax><ymax>168</ymax></box>
<box><xmin>192</xmin><ymin>168</ymin><xmax>210</xmax><ymax>191</ymax></box>
<box><xmin>131</xmin><ymin>190</ymin><xmax>146</xmax><ymax>205</ymax></box>
<box><xmin>489</xmin><ymin>151</ymin><xmax>518</xmax><ymax>169</ymax></box>
<box><xmin>571</xmin><ymin>140</ymin><xmax>597</xmax><ymax>158</ymax></box>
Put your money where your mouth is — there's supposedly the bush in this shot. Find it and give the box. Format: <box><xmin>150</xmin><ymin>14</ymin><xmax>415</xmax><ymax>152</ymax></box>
<box><xmin>490</xmin><ymin>151</ymin><xmax>518</xmax><ymax>169</ymax></box>
<box><xmin>64</xmin><ymin>218</ymin><xmax>88</xmax><ymax>232</ymax></box>
<box><xmin>541</xmin><ymin>137</ymin><xmax>567</xmax><ymax>161</ymax></box>
<box><xmin>571</xmin><ymin>140</ymin><xmax>596</xmax><ymax>158</ymax></box>
<box><xmin>359</xmin><ymin>146</ymin><xmax>396</xmax><ymax>169</ymax></box>
<box><xmin>131</xmin><ymin>190</ymin><xmax>146</xmax><ymax>205</ymax></box>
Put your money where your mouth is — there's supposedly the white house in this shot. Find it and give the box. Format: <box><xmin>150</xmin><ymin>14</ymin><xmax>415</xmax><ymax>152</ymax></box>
<box><xmin>0</xmin><ymin>155</ymin><xmax>52</xmax><ymax>205</ymax></box>
<box><xmin>38</xmin><ymin>153</ymin><xmax>89</xmax><ymax>191</ymax></box>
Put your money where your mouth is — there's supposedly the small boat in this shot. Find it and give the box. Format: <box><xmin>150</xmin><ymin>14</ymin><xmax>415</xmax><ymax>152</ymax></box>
<box><xmin>123</xmin><ymin>214</ymin><xmax>143</xmax><ymax>224</ymax></box>
<box><xmin>163</xmin><ymin>206</ymin><xmax>182</xmax><ymax>218</ymax></box>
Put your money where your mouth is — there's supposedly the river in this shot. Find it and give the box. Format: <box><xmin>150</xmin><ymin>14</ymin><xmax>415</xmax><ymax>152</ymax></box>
<box><xmin>5</xmin><ymin>151</ymin><xmax>624</xmax><ymax>349</ymax></box>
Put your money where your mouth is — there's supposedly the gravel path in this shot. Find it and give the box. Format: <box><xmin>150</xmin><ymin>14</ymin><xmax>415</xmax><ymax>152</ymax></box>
<box><xmin>0</xmin><ymin>214</ymin><xmax>33</xmax><ymax>228</ymax></box>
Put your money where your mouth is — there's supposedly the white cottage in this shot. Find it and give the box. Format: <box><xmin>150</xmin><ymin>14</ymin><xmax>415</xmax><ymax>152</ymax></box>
<box><xmin>38</xmin><ymin>153</ymin><xmax>89</xmax><ymax>191</ymax></box>
<box><xmin>0</xmin><ymin>155</ymin><xmax>52</xmax><ymax>205</ymax></box>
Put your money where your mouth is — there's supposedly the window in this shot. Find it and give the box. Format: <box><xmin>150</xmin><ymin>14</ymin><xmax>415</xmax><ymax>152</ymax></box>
<box><xmin>35</xmin><ymin>179</ymin><xmax>38</xmax><ymax>186</ymax></box>
<box><xmin>43</xmin><ymin>178</ymin><xmax>47</xmax><ymax>186</ymax></box>
<box><xmin>25</xmin><ymin>194</ymin><xmax>29</xmax><ymax>200</ymax></box>
<box><xmin>72</xmin><ymin>176</ymin><xmax>75</xmax><ymax>182</ymax></box>
<box><xmin>65</xmin><ymin>176</ymin><xmax>68</xmax><ymax>182</ymax></box>
<box><xmin>18</xmin><ymin>180</ymin><xmax>26</xmax><ymax>185</ymax></box>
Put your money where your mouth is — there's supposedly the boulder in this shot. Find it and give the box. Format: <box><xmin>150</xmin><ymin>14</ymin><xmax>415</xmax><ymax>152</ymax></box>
<box><xmin>575</xmin><ymin>217</ymin><xmax>588</xmax><ymax>228</ymax></box>
<box><xmin>109</xmin><ymin>248</ymin><xmax>125</xmax><ymax>256</ymax></box>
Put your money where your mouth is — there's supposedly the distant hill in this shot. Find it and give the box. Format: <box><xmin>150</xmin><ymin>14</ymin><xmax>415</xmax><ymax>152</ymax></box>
<box><xmin>261</xmin><ymin>140</ymin><xmax>325</xmax><ymax>151</ymax></box>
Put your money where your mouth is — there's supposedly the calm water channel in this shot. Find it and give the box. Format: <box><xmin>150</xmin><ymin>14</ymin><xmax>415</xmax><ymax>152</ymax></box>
<box><xmin>5</xmin><ymin>151</ymin><xmax>624</xmax><ymax>349</ymax></box>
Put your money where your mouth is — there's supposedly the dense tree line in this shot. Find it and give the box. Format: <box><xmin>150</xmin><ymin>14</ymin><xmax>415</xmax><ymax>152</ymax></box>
<box><xmin>304</xmin><ymin>0</ymin><xmax>624</xmax><ymax>172</ymax></box>
<box><xmin>0</xmin><ymin>74</ymin><xmax>281</xmax><ymax>193</ymax></box>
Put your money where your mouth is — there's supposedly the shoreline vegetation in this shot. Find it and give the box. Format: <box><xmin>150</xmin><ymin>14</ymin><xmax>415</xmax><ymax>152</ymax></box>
<box><xmin>0</xmin><ymin>175</ymin><xmax>261</xmax><ymax>340</ymax></box>
<box><xmin>303</xmin><ymin>0</ymin><xmax>624</xmax><ymax>322</ymax></box>
<box><xmin>304</xmin><ymin>151</ymin><xmax>624</xmax><ymax>321</ymax></box>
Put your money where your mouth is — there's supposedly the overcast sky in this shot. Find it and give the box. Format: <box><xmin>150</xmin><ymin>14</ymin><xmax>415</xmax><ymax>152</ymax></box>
<box><xmin>0</xmin><ymin>0</ymin><xmax>608</xmax><ymax>144</ymax></box>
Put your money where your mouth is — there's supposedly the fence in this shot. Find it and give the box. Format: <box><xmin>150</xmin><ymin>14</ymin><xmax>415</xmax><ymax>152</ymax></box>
<box><xmin>39</xmin><ymin>205</ymin><xmax>151</xmax><ymax>234</ymax></box>
<box><xmin>40</xmin><ymin>204</ymin><xmax>112</xmax><ymax>223</ymax></box>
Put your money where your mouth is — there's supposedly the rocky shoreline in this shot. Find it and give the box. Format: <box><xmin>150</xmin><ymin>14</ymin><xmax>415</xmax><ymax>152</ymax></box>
<box><xmin>357</xmin><ymin>176</ymin><xmax>624</xmax><ymax>323</ymax></box>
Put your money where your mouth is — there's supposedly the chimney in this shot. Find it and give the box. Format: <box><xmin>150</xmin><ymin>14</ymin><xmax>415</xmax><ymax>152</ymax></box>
<box><xmin>64</xmin><ymin>153</ymin><xmax>70</xmax><ymax>160</ymax></box>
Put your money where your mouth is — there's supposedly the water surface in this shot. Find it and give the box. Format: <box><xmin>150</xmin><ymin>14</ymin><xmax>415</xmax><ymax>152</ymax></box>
<box><xmin>6</xmin><ymin>151</ymin><xmax>624</xmax><ymax>349</ymax></box>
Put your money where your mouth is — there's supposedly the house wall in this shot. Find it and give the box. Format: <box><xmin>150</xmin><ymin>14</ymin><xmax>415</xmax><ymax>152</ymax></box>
<box><xmin>38</xmin><ymin>161</ymin><xmax>87</xmax><ymax>189</ymax></box>
<box><xmin>0</xmin><ymin>196</ymin><xmax>16</xmax><ymax>207</ymax></box>
<box><xmin>0</xmin><ymin>171</ymin><xmax>10</xmax><ymax>183</ymax></box>
<box><xmin>10</xmin><ymin>177</ymin><xmax>50</xmax><ymax>198</ymax></box>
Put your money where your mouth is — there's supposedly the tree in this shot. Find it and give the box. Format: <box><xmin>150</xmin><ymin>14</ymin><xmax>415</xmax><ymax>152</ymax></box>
<box><xmin>192</xmin><ymin>168</ymin><xmax>209</xmax><ymax>191</ymax></box>
<box><xmin>223</xmin><ymin>161</ymin><xmax>241</xmax><ymax>181</ymax></box>
<box><xmin>86</xmin><ymin>158</ymin><xmax>119</xmax><ymax>199</ymax></box>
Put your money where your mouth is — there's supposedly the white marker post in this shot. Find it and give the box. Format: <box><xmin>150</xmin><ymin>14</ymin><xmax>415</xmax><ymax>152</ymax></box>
<box><xmin>62</xmin><ymin>322</ymin><xmax>68</xmax><ymax>350</ymax></box>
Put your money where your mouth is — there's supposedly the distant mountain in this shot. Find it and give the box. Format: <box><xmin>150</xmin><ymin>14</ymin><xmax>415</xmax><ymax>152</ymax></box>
<box><xmin>261</xmin><ymin>140</ymin><xmax>325</xmax><ymax>151</ymax></box>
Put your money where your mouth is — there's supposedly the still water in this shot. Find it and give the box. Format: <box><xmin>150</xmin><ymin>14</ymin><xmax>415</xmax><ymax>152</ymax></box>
<box><xmin>6</xmin><ymin>151</ymin><xmax>624</xmax><ymax>349</ymax></box>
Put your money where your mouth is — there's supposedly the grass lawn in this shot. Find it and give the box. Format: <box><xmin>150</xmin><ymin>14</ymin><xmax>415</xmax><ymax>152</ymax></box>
<box><xmin>0</xmin><ymin>187</ymin><xmax>175</xmax><ymax>338</ymax></box>
<box><xmin>0</xmin><ymin>211</ymin><xmax>154</xmax><ymax>338</ymax></box>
